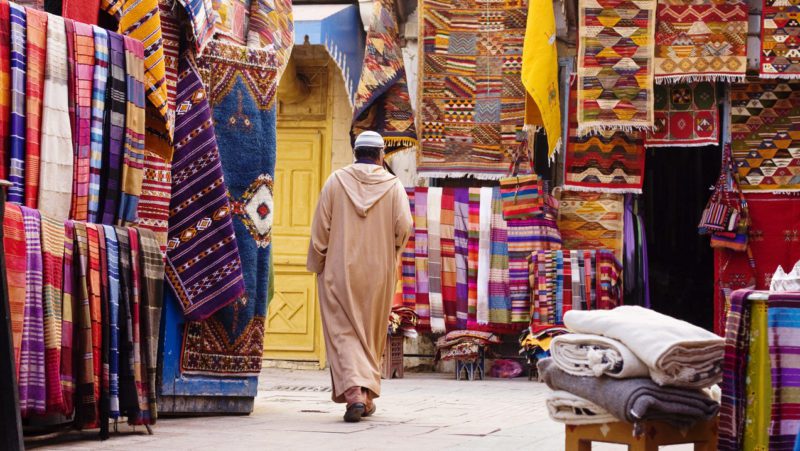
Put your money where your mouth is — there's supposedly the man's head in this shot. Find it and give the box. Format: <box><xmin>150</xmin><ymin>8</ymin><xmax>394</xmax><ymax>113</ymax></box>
<box><xmin>353</xmin><ymin>131</ymin><xmax>385</xmax><ymax>164</ymax></box>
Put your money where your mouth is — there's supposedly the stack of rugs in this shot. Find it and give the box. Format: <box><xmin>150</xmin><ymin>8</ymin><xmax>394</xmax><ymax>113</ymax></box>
<box><xmin>388</xmin><ymin>306</ymin><xmax>418</xmax><ymax>339</ymax></box>
<box><xmin>434</xmin><ymin>330</ymin><xmax>501</xmax><ymax>363</ymax></box>
<box><xmin>539</xmin><ymin>306</ymin><xmax>723</xmax><ymax>429</ymax></box>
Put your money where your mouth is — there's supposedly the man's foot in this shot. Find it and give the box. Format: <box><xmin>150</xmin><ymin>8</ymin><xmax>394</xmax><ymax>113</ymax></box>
<box><xmin>362</xmin><ymin>401</ymin><xmax>376</xmax><ymax>417</ymax></box>
<box><xmin>344</xmin><ymin>403</ymin><xmax>366</xmax><ymax>422</ymax></box>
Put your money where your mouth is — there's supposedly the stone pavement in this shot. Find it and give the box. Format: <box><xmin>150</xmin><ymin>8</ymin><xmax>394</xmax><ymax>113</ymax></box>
<box><xmin>32</xmin><ymin>368</ymin><xmax>692</xmax><ymax>451</ymax></box>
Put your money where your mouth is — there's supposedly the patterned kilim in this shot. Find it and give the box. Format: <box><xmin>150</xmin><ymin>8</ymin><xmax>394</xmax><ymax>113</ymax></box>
<box><xmin>646</xmin><ymin>81</ymin><xmax>719</xmax><ymax>147</ymax></box>
<box><xmin>248</xmin><ymin>0</ymin><xmax>294</xmax><ymax>78</ymax></box>
<box><xmin>767</xmin><ymin>293</ymin><xmax>800</xmax><ymax>450</ymax></box>
<box><xmin>418</xmin><ymin>0</ymin><xmax>528</xmax><ymax>178</ymax></box>
<box><xmin>212</xmin><ymin>0</ymin><xmax>250</xmax><ymax>45</ymax></box>
<box><xmin>179</xmin><ymin>0</ymin><xmax>218</xmax><ymax>54</ymax></box>
<box><xmin>159</xmin><ymin>0</ymin><xmax>180</xmax><ymax>126</ymax></box>
<box><xmin>0</xmin><ymin>1</ymin><xmax>9</xmax><ymax>181</ymax></box>
<box><xmin>565</xmin><ymin>81</ymin><xmax>645</xmax><ymax>193</ymax></box>
<box><xmin>352</xmin><ymin>0</ymin><xmax>416</xmax><ymax>155</ymax></box>
<box><xmin>181</xmin><ymin>40</ymin><xmax>277</xmax><ymax>376</ymax></box>
<box><xmin>508</xmin><ymin>218</ymin><xmax>562</xmax><ymax>323</ymax></box>
<box><xmin>558</xmin><ymin>191</ymin><xmax>625</xmax><ymax>260</ymax></box>
<box><xmin>9</xmin><ymin>3</ymin><xmax>26</xmax><ymax>205</ymax></box>
<box><xmin>718</xmin><ymin>289</ymin><xmax>754</xmax><ymax>451</ymax></box>
<box><xmin>119</xmin><ymin>36</ymin><xmax>146</xmax><ymax>224</ymax></box>
<box><xmin>762</xmin><ymin>0</ymin><xmax>800</xmax><ymax>79</ymax></box>
<box><xmin>402</xmin><ymin>188</ymin><xmax>416</xmax><ymax>309</ymax></box>
<box><xmin>19</xmin><ymin>207</ymin><xmax>45</xmax><ymax>417</ymax></box>
<box><xmin>166</xmin><ymin>52</ymin><xmax>245</xmax><ymax>321</ymax></box>
<box><xmin>136</xmin><ymin>151</ymin><xmax>171</xmax><ymax>250</ymax></box>
<box><xmin>655</xmin><ymin>0</ymin><xmax>748</xmax><ymax>83</ymax></box>
<box><xmin>40</xmin><ymin>215</ymin><xmax>65</xmax><ymax>414</ymax></box>
<box><xmin>730</xmin><ymin>80</ymin><xmax>800</xmax><ymax>192</ymax></box>
<box><xmin>488</xmin><ymin>187</ymin><xmax>510</xmax><ymax>324</ymax></box>
<box><xmin>25</xmin><ymin>9</ymin><xmax>47</xmax><ymax>209</ymax></box>
<box><xmin>577</xmin><ymin>0</ymin><xmax>656</xmax><ymax>134</ymax></box>
<box><xmin>414</xmin><ymin>187</ymin><xmax>430</xmax><ymax>329</ymax></box>
<box><xmin>89</xmin><ymin>26</ymin><xmax>109</xmax><ymax>223</ymax></box>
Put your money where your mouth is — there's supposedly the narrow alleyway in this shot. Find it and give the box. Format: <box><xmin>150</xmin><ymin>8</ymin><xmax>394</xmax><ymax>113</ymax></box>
<box><xmin>31</xmin><ymin>369</ymin><xmax>692</xmax><ymax>450</ymax></box>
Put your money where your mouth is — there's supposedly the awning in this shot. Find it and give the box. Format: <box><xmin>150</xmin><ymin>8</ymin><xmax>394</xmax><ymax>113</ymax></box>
<box><xmin>294</xmin><ymin>4</ymin><xmax>365</xmax><ymax>105</ymax></box>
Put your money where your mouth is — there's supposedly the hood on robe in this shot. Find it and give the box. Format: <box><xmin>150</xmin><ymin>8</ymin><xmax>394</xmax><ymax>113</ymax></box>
<box><xmin>335</xmin><ymin>163</ymin><xmax>398</xmax><ymax>217</ymax></box>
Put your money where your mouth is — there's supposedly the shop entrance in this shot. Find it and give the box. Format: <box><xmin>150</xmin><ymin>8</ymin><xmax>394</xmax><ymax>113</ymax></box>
<box><xmin>641</xmin><ymin>146</ymin><xmax>721</xmax><ymax>330</ymax></box>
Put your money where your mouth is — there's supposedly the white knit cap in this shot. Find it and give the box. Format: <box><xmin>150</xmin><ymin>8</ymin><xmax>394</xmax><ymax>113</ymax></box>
<box><xmin>354</xmin><ymin>131</ymin><xmax>385</xmax><ymax>148</ymax></box>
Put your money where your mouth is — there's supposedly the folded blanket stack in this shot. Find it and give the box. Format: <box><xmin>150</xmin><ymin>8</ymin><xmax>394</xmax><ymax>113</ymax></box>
<box><xmin>541</xmin><ymin>306</ymin><xmax>723</xmax><ymax>428</ymax></box>
<box><xmin>434</xmin><ymin>330</ymin><xmax>501</xmax><ymax>362</ymax></box>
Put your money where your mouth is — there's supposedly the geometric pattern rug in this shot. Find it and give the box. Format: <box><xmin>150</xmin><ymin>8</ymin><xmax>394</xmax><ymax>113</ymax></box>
<box><xmin>645</xmin><ymin>81</ymin><xmax>719</xmax><ymax>148</ymax></box>
<box><xmin>417</xmin><ymin>0</ymin><xmax>528</xmax><ymax>179</ymax></box>
<box><xmin>557</xmin><ymin>191</ymin><xmax>625</xmax><ymax>260</ymax></box>
<box><xmin>730</xmin><ymin>79</ymin><xmax>800</xmax><ymax>192</ymax></box>
<box><xmin>761</xmin><ymin>0</ymin><xmax>800</xmax><ymax>79</ymax></box>
<box><xmin>655</xmin><ymin>0</ymin><xmax>747</xmax><ymax>83</ymax></box>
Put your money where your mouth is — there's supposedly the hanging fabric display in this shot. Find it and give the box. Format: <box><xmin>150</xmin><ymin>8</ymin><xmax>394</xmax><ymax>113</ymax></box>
<box><xmin>179</xmin><ymin>0</ymin><xmax>218</xmax><ymax>55</ymax></box>
<box><xmin>9</xmin><ymin>3</ymin><xmax>27</xmax><ymax>204</ymax></box>
<box><xmin>414</xmin><ymin>187</ymin><xmax>430</xmax><ymax>330</ymax></box>
<box><xmin>247</xmin><ymin>0</ymin><xmax>294</xmax><ymax>79</ymax></box>
<box><xmin>25</xmin><ymin>8</ymin><xmax>46</xmax><ymax>209</ymax></box>
<box><xmin>646</xmin><ymin>82</ymin><xmax>719</xmax><ymax>148</ymax></box>
<box><xmin>761</xmin><ymin>0</ymin><xmax>800</xmax><ymax>79</ymax></box>
<box><xmin>576</xmin><ymin>0</ymin><xmax>656</xmax><ymax>134</ymax></box>
<box><xmin>0</xmin><ymin>1</ymin><xmax>10</xmax><ymax>181</ymax></box>
<box><xmin>558</xmin><ymin>191</ymin><xmax>625</xmax><ymax>260</ymax></box>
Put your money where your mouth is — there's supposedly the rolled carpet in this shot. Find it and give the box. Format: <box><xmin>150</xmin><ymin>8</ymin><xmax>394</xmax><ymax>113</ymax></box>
<box><xmin>538</xmin><ymin>359</ymin><xmax>719</xmax><ymax>428</ymax></box>
<box><xmin>546</xmin><ymin>390</ymin><xmax>618</xmax><ymax>425</ymax></box>
<box><xmin>564</xmin><ymin>306</ymin><xmax>723</xmax><ymax>388</ymax></box>
<box><xmin>550</xmin><ymin>333</ymin><xmax>649</xmax><ymax>379</ymax></box>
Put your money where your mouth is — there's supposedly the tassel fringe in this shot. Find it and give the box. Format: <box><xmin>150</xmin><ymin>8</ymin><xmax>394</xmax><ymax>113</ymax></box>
<box><xmin>562</xmin><ymin>184</ymin><xmax>642</xmax><ymax>194</ymax></box>
<box><xmin>577</xmin><ymin>123</ymin><xmax>654</xmax><ymax>137</ymax></box>
<box><xmin>644</xmin><ymin>141</ymin><xmax>718</xmax><ymax>149</ymax></box>
<box><xmin>419</xmin><ymin>171</ymin><xmax>507</xmax><ymax>181</ymax></box>
<box><xmin>757</xmin><ymin>73</ymin><xmax>800</xmax><ymax>80</ymax></box>
<box><xmin>654</xmin><ymin>74</ymin><xmax>746</xmax><ymax>84</ymax></box>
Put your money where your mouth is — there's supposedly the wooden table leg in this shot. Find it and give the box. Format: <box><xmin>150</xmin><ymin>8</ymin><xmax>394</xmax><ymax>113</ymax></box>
<box><xmin>565</xmin><ymin>428</ymin><xmax>592</xmax><ymax>451</ymax></box>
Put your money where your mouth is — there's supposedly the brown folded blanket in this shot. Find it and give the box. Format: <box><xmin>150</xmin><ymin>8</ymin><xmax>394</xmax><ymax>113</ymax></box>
<box><xmin>537</xmin><ymin>359</ymin><xmax>719</xmax><ymax>428</ymax></box>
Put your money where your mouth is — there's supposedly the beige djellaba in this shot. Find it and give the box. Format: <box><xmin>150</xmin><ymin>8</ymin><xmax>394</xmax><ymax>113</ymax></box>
<box><xmin>307</xmin><ymin>163</ymin><xmax>412</xmax><ymax>402</ymax></box>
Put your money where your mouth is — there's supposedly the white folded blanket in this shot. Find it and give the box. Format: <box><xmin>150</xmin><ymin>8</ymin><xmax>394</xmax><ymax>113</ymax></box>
<box><xmin>550</xmin><ymin>333</ymin><xmax>649</xmax><ymax>379</ymax></box>
<box><xmin>564</xmin><ymin>306</ymin><xmax>724</xmax><ymax>388</ymax></box>
<box><xmin>546</xmin><ymin>390</ymin><xmax>618</xmax><ymax>425</ymax></box>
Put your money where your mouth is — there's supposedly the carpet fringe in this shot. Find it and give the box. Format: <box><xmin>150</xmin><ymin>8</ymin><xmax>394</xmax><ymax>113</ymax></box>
<box><xmin>758</xmin><ymin>73</ymin><xmax>800</xmax><ymax>80</ymax></box>
<box><xmin>644</xmin><ymin>141</ymin><xmax>719</xmax><ymax>149</ymax></box>
<box><xmin>562</xmin><ymin>184</ymin><xmax>642</xmax><ymax>194</ymax></box>
<box><xmin>419</xmin><ymin>171</ymin><xmax>506</xmax><ymax>181</ymax></box>
<box><xmin>654</xmin><ymin>74</ymin><xmax>745</xmax><ymax>84</ymax></box>
<box><xmin>577</xmin><ymin>124</ymin><xmax>653</xmax><ymax>136</ymax></box>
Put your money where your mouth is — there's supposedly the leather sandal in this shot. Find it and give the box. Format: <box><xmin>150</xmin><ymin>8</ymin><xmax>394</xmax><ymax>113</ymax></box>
<box><xmin>362</xmin><ymin>402</ymin><xmax>376</xmax><ymax>417</ymax></box>
<box><xmin>344</xmin><ymin>403</ymin><xmax>366</xmax><ymax>422</ymax></box>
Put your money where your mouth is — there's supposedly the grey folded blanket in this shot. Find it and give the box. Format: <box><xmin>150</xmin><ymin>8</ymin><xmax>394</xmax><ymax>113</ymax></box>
<box><xmin>537</xmin><ymin>359</ymin><xmax>719</xmax><ymax>428</ymax></box>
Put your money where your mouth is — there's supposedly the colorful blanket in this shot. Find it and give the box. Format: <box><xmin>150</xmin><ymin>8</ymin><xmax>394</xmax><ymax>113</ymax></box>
<box><xmin>402</xmin><ymin>189</ymin><xmax>416</xmax><ymax>309</ymax></box>
<box><xmin>427</xmin><ymin>187</ymin><xmax>444</xmax><ymax>332</ymax></box>
<box><xmin>655</xmin><ymin>0</ymin><xmax>748</xmax><ymax>83</ymax></box>
<box><xmin>418</xmin><ymin>0</ymin><xmax>528</xmax><ymax>178</ymax></box>
<box><xmin>25</xmin><ymin>8</ymin><xmax>47</xmax><ymax>209</ymax></box>
<box><xmin>646</xmin><ymin>81</ymin><xmax>718</xmax><ymax>148</ymax></box>
<box><xmin>467</xmin><ymin>188</ymin><xmax>480</xmax><ymax>324</ymax></box>
<box><xmin>767</xmin><ymin>293</ymin><xmax>800</xmax><ymax>450</ymax></box>
<box><xmin>508</xmin><ymin>218</ymin><xmax>563</xmax><ymax>324</ymax></box>
<box><xmin>181</xmin><ymin>40</ymin><xmax>276</xmax><ymax>376</ymax></box>
<box><xmin>119</xmin><ymin>36</ymin><xmax>146</xmax><ymax>224</ymax></box>
<box><xmin>60</xmin><ymin>221</ymin><xmax>76</xmax><ymax>415</ymax></box>
<box><xmin>102</xmin><ymin>225</ymin><xmax>121</xmax><ymax>418</ymax></box>
<box><xmin>137</xmin><ymin>228</ymin><xmax>163</xmax><ymax>425</ymax></box>
<box><xmin>9</xmin><ymin>3</ymin><xmax>26</xmax><ymax>204</ymax></box>
<box><xmin>70</xmin><ymin>22</ymin><xmax>94</xmax><ymax>221</ymax></box>
<box><xmin>761</xmin><ymin>0</ymin><xmax>800</xmax><ymax>79</ymax></box>
<box><xmin>72</xmin><ymin>222</ymin><xmax>96</xmax><ymax>427</ymax></box>
<box><xmin>731</xmin><ymin>80</ymin><xmax>800</xmax><ymax>192</ymax></box>
<box><xmin>488</xmin><ymin>187</ymin><xmax>510</xmax><ymax>324</ymax></box>
<box><xmin>100</xmin><ymin>31</ymin><xmax>125</xmax><ymax>225</ymax></box>
<box><xmin>351</xmin><ymin>0</ymin><xmax>416</xmax><ymax>155</ymax></box>
<box><xmin>476</xmin><ymin>187</ymin><xmax>493</xmax><ymax>325</ymax></box>
<box><xmin>414</xmin><ymin>187</ymin><xmax>430</xmax><ymax>329</ymax></box>
<box><xmin>19</xmin><ymin>206</ymin><xmax>45</xmax><ymax>417</ymax></box>
<box><xmin>4</xmin><ymin>203</ymin><xmax>25</xmax><ymax>380</ymax></box>
<box><xmin>179</xmin><ymin>0</ymin><xmax>217</xmax><ymax>55</ymax></box>
<box><xmin>577</xmin><ymin>0</ymin><xmax>656</xmax><ymax>134</ymax></box>
<box><xmin>212</xmin><ymin>0</ymin><xmax>250</xmax><ymax>45</ymax></box>
<box><xmin>136</xmin><ymin>151</ymin><xmax>171</xmax><ymax>249</ymax></box>
<box><xmin>558</xmin><ymin>191</ymin><xmax>625</xmax><ymax>259</ymax></box>
<box><xmin>41</xmin><ymin>215</ymin><xmax>65</xmax><ymax>414</ymax></box>
<box><xmin>565</xmin><ymin>84</ymin><xmax>644</xmax><ymax>193</ymax></box>
<box><xmin>88</xmin><ymin>26</ymin><xmax>109</xmax><ymax>223</ymax></box>
<box><xmin>454</xmin><ymin>189</ymin><xmax>469</xmax><ymax>329</ymax></box>
<box><xmin>167</xmin><ymin>52</ymin><xmax>245</xmax><ymax>321</ymax></box>
<box><xmin>440</xmin><ymin>189</ymin><xmax>457</xmax><ymax>328</ymax></box>
<box><xmin>248</xmin><ymin>0</ymin><xmax>294</xmax><ymax>79</ymax></box>
<box><xmin>0</xmin><ymin>1</ymin><xmax>9</xmax><ymax>181</ymax></box>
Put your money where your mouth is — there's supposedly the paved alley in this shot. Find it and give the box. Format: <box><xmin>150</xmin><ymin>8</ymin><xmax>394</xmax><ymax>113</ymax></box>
<box><xmin>30</xmin><ymin>368</ymin><xmax>692</xmax><ymax>451</ymax></box>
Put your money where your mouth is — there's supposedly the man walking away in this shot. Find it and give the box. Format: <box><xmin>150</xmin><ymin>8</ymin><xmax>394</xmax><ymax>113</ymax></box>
<box><xmin>306</xmin><ymin>131</ymin><xmax>413</xmax><ymax>422</ymax></box>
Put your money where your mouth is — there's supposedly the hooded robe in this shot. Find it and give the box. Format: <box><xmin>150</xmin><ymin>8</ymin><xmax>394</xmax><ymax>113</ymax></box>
<box><xmin>307</xmin><ymin>163</ymin><xmax>412</xmax><ymax>402</ymax></box>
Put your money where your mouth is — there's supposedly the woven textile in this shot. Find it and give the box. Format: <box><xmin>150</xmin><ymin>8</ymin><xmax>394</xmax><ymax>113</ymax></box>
<box><xmin>454</xmin><ymin>189</ymin><xmax>470</xmax><ymax>328</ymax></box>
<box><xmin>88</xmin><ymin>27</ymin><xmax>108</xmax><ymax>223</ymax></box>
<box><xmin>102</xmin><ymin>0</ymin><xmax>173</xmax><ymax>159</ymax></box>
<box><xmin>40</xmin><ymin>215</ymin><xmax>65</xmax><ymax>414</ymax></box>
<box><xmin>137</xmin><ymin>228</ymin><xmax>162</xmax><ymax>425</ymax></box>
<box><xmin>476</xmin><ymin>187</ymin><xmax>492</xmax><ymax>325</ymax></box>
<box><xmin>9</xmin><ymin>3</ymin><xmax>26</xmax><ymax>204</ymax></box>
<box><xmin>565</xmin><ymin>82</ymin><xmax>645</xmax><ymax>193</ymax></box>
<box><xmin>522</xmin><ymin>0</ymin><xmax>561</xmax><ymax>157</ymax></box>
<box><xmin>762</xmin><ymin>0</ymin><xmax>800</xmax><ymax>79</ymax></box>
<box><xmin>179</xmin><ymin>0</ymin><xmax>217</xmax><ymax>54</ymax></box>
<box><xmin>0</xmin><ymin>1</ymin><xmax>9</xmax><ymax>181</ymax></box>
<box><xmin>39</xmin><ymin>15</ymin><xmax>74</xmax><ymax>221</ymax></box>
<box><xmin>731</xmin><ymin>80</ymin><xmax>800</xmax><ymax>192</ymax></box>
<box><xmin>119</xmin><ymin>36</ymin><xmax>146</xmax><ymax>224</ymax></box>
<box><xmin>744</xmin><ymin>300</ymin><xmax>772</xmax><ymax>451</ymax></box>
<box><xmin>18</xmin><ymin>207</ymin><xmax>45</xmax><ymax>417</ymax></box>
<box><xmin>125</xmin><ymin>227</ymin><xmax>149</xmax><ymax>424</ymax></box>
<box><xmin>3</xmin><ymin>203</ymin><xmax>25</xmax><ymax>379</ymax></box>
<box><xmin>95</xmin><ymin>225</ymin><xmax>109</xmax><ymax>436</ymax></box>
<box><xmin>181</xmin><ymin>40</ymin><xmax>277</xmax><ymax>376</ymax></box>
<box><xmin>114</xmin><ymin>227</ymin><xmax>137</xmax><ymax>423</ymax></box>
<box><xmin>467</xmin><ymin>188</ymin><xmax>480</xmax><ymax>324</ymax></box>
<box><xmin>212</xmin><ymin>0</ymin><xmax>250</xmax><ymax>45</ymax></box>
<box><xmin>427</xmin><ymin>187</ymin><xmax>444</xmax><ymax>332</ymax></box>
<box><xmin>509</xmin><ymin>218</ymin><xmax>563</xmax><ymax>323</ymax></box>
<box><xmin>414</xmin><ymin>187</ymin><xmax>430</xmax><ymax>329</ymax></box>
<box><xmin>655</xmin><ymin>0</ymin><xmax>747</xmax><ymax>83</ymax></box>
<box><xmin>136</xmin><ymin>151</ymin><xmax>171</xmax><ymax>249</ymax></box>
<box><xmin>767</xmin><ymin>293</ymin><xmax>800</xmax><ymax>450</ymax></box>
<box><xmin>25</xmin><ymin>9</ymin><xmax>46</xmax><ymax>209</ymax></box>
<box><xmin>166</xmin><ymin>52</ymin><xmax>245</xmax><ymax>321</ymax></box>
<box><xmin>558</xmin><ymin>191</ymin><xmax>625</xmax><ymax>260</ymax></box>
<box><xmin>72</xmin><ymin>222</ymin><xmax>96</xmax><ymax>427</ymax></box>
<box><xmin>488</xmin><ymin>187</ymin><xmax>510</xmax><ymax>324</ymax></box>
<box><xmin>577</xmin><ymin>0</ymin><xmax>656</xmax><ymax>134</ymax></box>
<box><xmin>247</xmin><ymin>0</ymin><xmax>294</xmax><ymax>78</ymax></box>
<box><xmin>441</xmin><ymin>189</ymin><xmax>457</xmax><ymax>328</ymax></box>
<box><xmin>402</xmin><ymin>188</ymin><xmax>416</xmax><ymax>309</ymax></box>
<box><xmin>646</xmin><ymin>81</ymin><xmax>718</xmax><ymax>147</ymax></box>
<box><xmin>70</xmin><ymin>23</ymin><xmax>94</xmax><ymax>221</ymax></box>
<box><xmin>418</xmin><ymin>0</ymin><xmax>528</xmax><ymax>179</ymax></box>
<box><xmin>60</xmin><ymin>220</ymin><xmax>75</xmax><ymax>415</ymax></box>
<box><xmin>159</xmin><ymin>0</ymin><xmax>180</xmax><ymax>127</ymax></box>
<box><xmin>101</xmin><ymin>225</ymin><xmax>120</xmax><ymax>418</ymax></box>
<box><xmin>62</xmin><ymin>0</ymin><xmax>99</xmax><ymax>24</ymax></box>
<box><xmin>100</xmin><ymin>31</ymin><xmax>125</xmax><ymax>225</ymax></box>
<box><xmin>84</xmin><ymin>224</ymin><xmax>103</xmax><ymax>427</ymax></box>
<box><xmin>351</xmin><ymin>0</ymin><xmax>416</xmax><ymax>155</ymax></box>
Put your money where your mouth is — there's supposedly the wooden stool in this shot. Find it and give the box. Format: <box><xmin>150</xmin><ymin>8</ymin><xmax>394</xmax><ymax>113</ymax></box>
<box><xmin>381</xmin><ymin>334</ymin><xmax>404</xmax><ymax>379</ymax></box>
<box><xmin>455</xmin><ymin>347</ymin><xmax>485</xmax><ymax>381</ymax></box>
<box><xmin>565</xmin><ymin>418</ymin><xmax>718</xmax><ymax>451</ymax></box>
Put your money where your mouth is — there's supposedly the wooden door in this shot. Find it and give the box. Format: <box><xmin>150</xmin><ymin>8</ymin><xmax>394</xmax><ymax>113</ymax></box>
<box><xmin>263</xmin><ymin>128</ymin><xmax>327</xmax><ymax>365</ymax></box>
